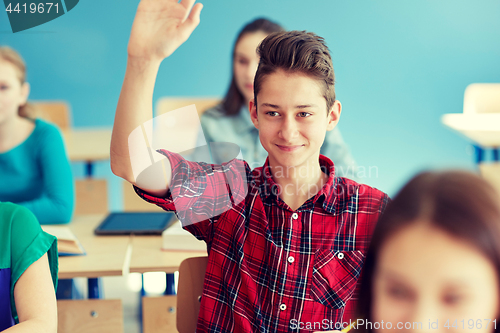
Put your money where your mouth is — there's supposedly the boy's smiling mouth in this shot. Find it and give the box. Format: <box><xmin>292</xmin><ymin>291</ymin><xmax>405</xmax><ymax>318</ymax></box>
<box><xmin>275</xmin><ymin>144</ymin><xmax>304</xmax><ymax>152</ymax></box>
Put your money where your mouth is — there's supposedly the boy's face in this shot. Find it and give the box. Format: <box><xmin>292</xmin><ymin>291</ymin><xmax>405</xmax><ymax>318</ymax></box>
<box><xmin>249</xmin><ymin>69</ymin><xmax>341</xmax><ymax>170</ymax></box>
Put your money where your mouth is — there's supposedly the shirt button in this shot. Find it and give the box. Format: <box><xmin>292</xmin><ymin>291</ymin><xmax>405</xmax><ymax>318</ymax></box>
<box><xmin>337</xmin><ymin>252</ymin><xmax>344</xmax><ymax>260</ymax></box>
<box><xmin>271</xmin><ymin>185</ymin><xmax>280</xmax><ymax>196</ymax></box>
<box><xmin>292</xmin><ymin>213</ymin><xmax>298</xmax><ymax>220</ymax></box>
<box><xmin>280</xmin><ymin>304</ymin><xmax>287</xmax><ymax>311</ymax></box>
<box><xmin>287</xmin><ymin>256</ymin><xmax>295</xmax><ymax>263</ymax></box>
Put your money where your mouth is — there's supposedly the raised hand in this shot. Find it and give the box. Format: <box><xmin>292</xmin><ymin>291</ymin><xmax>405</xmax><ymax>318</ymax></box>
<box><xmin>128</xmin><ymin>0</ymin><xmax>203</xmax><ymax>62</ymax></box>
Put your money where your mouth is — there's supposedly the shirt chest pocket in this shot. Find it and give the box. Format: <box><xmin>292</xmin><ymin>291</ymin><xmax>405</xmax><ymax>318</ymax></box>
<box><xmin>311</xmin><ymin>249</ymin><xmax>365</xmax><ymax>309</ymax></box>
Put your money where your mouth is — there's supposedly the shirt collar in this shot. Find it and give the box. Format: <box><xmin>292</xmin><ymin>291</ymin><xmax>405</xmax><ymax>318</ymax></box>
<box><xmin>256</xmin><ymin>155</ymin><xmax>337</xmax><ymax>213</ymax></box>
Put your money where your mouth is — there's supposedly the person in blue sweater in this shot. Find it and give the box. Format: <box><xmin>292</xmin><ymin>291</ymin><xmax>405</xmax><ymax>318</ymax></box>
<box><xmin>0</xmin><ymin>46</ymin><xmax>74</xmax><ymax>224</ymax></box>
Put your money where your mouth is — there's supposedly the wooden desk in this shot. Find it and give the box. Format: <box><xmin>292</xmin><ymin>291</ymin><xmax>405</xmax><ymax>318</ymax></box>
<box><xmin>58</xmin><ymin>214</ymin><xmax>131</xmax><ymax>279</ymax></box>
<box><xmin>129</xmin><ymin>235</ymin><xmax>207</xmax><ymax>274</ymax></box>
<box><xmin>441</xmin><ymin>114</ymin><xmax>500</xmax><ymax>147</ymax></box>
<box><xmin>58</xmin><ymin>214</ymin><xmax>206</xmax><ymax>278</ymax></box>
<box><xmin>57</xmin><ymin>213</ymin><xmax>206</xmax><ymax>299</ymax></box>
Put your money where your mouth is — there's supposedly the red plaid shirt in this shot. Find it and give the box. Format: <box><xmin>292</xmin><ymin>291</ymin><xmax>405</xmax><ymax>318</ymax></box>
<box><xmin>135</xmin><ymin>151</ymin><xmax>389</xmax><ymax>333</ymax></box>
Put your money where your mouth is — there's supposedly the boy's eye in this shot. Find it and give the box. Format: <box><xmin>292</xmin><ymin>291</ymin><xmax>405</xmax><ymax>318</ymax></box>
<box><xmin>265</xmin><ymin>111</ymin><xmax>279</xmax><ymax>117</ymax></box>
<box><xmin>0</xmin><ymin>84</ymin><xmax>9</xmax><ymax>90</ymax></box>
<box><xmin>297</xmin><ymin>112</ymin><xmax>311</xmax><ymax>118</ymax></box>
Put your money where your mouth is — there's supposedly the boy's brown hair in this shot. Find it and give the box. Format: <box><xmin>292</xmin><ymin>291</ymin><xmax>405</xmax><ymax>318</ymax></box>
<box><xmin>254</xmin><ymin>30</ymin><xmax>336</xmax><ymax>111</ymax></box>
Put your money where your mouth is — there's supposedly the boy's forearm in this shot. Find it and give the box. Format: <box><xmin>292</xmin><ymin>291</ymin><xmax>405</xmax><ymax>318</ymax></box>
<box><xmin>110</xmin><ymin>56</ymin><xmax>161</xmax><ymax>183</ymax></box>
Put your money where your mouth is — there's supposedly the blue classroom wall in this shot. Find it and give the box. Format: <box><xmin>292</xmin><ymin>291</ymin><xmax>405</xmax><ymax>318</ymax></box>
<box><xmin>2</xmin><ymin>0</ymin><xmax>499</xmax><ymax>199</ymax></box>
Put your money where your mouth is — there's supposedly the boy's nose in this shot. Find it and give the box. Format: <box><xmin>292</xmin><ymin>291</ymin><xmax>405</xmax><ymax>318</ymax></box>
<box><xmin>279</xmin><ymin>117</ymin><xmax>300</xmax><ymax>142</ymax></box>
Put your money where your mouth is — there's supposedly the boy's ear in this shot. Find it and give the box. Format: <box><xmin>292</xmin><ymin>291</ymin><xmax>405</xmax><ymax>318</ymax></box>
<box><xmin>326</xmin><ymin>100</ymin><xmax>341</xmax><ymax>131</ymax></box>
<box><xmin>249</xmin><ymin>99</ymin><xmax>259</xmax><ymax>129</ymax></box>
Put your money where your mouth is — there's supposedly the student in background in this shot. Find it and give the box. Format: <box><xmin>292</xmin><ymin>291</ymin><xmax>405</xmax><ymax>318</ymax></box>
<box><xmin>351</xmin><ymin>171</ymin><xmax>500</xmax><ymax>333</ymax></box>
<box><xmin>0</xmin><ymin>202</ymin><xmax>58</xmax><ymax>332</ymax></box>
<box><xmin>0</xmin><ymin>46</ymin><xmax>74</xmax><ymax>224</ymax></box>
<box><xmin>196</xmin><ymin>18</ymin><xmax>359</xmax><ymax>178</ymax></box>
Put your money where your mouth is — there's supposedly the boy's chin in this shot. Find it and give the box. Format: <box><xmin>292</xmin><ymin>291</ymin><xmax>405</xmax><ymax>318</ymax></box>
<box><xmin>269</xmin><ymin>152</ymin><xmax>320</xmax><ymax>169</ymax></box>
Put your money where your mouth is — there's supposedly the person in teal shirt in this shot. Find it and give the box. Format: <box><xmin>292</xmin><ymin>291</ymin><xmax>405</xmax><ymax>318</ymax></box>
<box><xmin>0</xmin><ymin>46</ymin><xmax>74</xmax><ymax>224</ymax></box>
<box><xmin>0</xmin><ymin>202</ymin><xmax>58</xmax><ymax>332</ymax></box>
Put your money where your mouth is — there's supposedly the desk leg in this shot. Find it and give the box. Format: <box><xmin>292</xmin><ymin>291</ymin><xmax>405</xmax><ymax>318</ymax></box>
<box><xmin>138</xmin><ymin>273</ymin><xmax>176</xmax><ymax>331</ymax></box>
<box><xmin>165</xmin><ymin>273</ymin><xmax>176</xmax><ymax>295</ymax></box>
<box><xmin>56</xmin><ymin>279</ymin><xmax>81</xmax><ymax>299</ymax></box>
<box><xmin>85</xmin><ymin>161</ymin><xmax>94</xmax><ymax>178</ymax></box>
<box><xmin>139</xmin><ymin>274</ymin><xmax>175</xmax><ymax>298</ymax></box>
<box><xmin>474</xmin><ymin>145</ymin><xmax>484</xmax><ymax>164</ymax></box>
<box><xmin>88</xmin><ymin>278</ymin><xmax>103</xmax><ymax>299</ymax></box>
<box><xmin>139</xmin><ymin>275</ymin><xmax>146</xmax><ymax>326</ymax></box>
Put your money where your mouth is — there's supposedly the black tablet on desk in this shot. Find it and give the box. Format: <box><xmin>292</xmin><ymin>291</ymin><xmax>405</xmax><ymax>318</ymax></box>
<box><xmin>94</xmin><ymin>212</ymin><xmax>176</xmax><ymax>235</ymax></box>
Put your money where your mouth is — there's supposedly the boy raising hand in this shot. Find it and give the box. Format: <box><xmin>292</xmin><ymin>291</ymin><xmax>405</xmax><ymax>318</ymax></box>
<box><xmin>111</xmin><ymin>1</ymin><xmax>389</xmax><ymax>332</ymax></box>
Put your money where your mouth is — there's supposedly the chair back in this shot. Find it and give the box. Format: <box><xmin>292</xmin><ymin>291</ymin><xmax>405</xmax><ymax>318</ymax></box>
<box><xmin>176</xmin><ymin>256</ymin><xmax>209</xmax><ymax>333</ymax></box>
<box><xmin>74</xmin><ymin>179</ymin><xmax>108</xmax><ymax>215</ymax></box>
<box><xmin>464</xmin><ymin>83</ymin><xmax>500</xmax><ymax>114</ymax></box>
<box><xmin>33</xmin><ymin>101</ymin><xmax>72</xmax><ymax>130</ymax></box>
<box><xmin>142</xmin><ymin>295</ymin><xmax>177</xmax><ymax>333</ymax></box>
<box><xmin>57</xmin><ymin>299</ymin><xmax>124</xmax><ymax>333</ymax></box>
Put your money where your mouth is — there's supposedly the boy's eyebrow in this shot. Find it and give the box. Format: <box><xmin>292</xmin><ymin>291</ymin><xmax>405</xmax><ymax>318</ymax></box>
<box><xmin>296</xmin><ymin>104</ymin><xmax>317</xmax><ymax>109</ymax></box>
<box><xmin>260</xmin><ymin>103</ymin><xmax>318</xmax><ymax>109</ymax></box>
<box><xmin>260</xmin><ymin>103</ymin><xmax>280</xmax><ymax>109</ymax></box>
